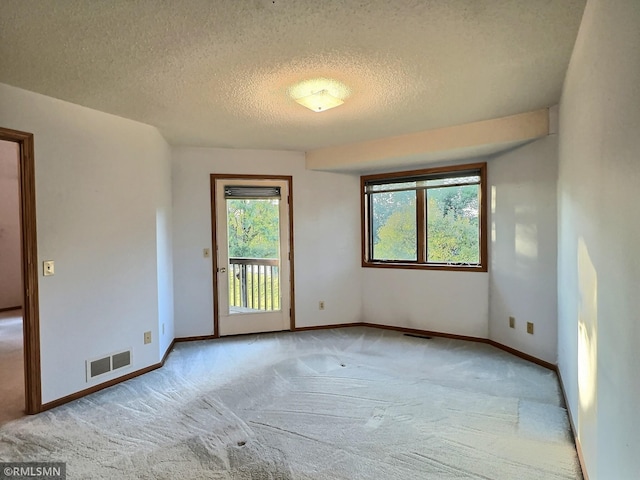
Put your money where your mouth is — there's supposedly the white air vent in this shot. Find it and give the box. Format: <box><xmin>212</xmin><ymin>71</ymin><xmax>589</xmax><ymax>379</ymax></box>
<box><xmin>86</xmin><ymin>349</ymin><xmax>132</xmax><ymax>381</ymax></box>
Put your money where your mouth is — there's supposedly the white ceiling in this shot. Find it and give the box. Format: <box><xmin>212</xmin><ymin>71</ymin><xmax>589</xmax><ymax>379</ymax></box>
<box><xmin>0</xmin><ymin>0</ymin><xmax>585</xmax><ymax>152</ymax></box>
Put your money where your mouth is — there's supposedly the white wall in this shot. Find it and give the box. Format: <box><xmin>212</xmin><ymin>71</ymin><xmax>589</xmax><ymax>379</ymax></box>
<box><xmin>558</xmin><ymin>0</ymin><xmax>640</xmax><ymax>478</ymax></box>
<box><xmin>0</xmin><ymin>140</ymin><xmax>22</xmax><ymax>309</ymax></box>
<box><xmin>360</xmin><ymin>159</ymin><xmax>490</xmax><ymax>338</ymax></box>
<box><xmin>155</xmin><ymin>151</ymin><xmax>174</xmax><ymax>359</ymax></box>
<box><xmin>171</xmin><ymin>147</ymin><xmax>362</xmax><ymax>337</ymax></box>
<box><xmin>488</xmin><ymin>136</ymin><xmax>558</xmax><ymax>363</ymax></box>
<box><xmin>0</xmin><ymin>83</ymin><xmax>174</xmax><ymax>403</ymax></box>
<box><xmin>362</xmin><ymin>134</ymin><xmax>559</xmax><ymax>353</ymax></box>
<box><xmin>362</xmin><ymin>269</ymin><xmax>489</xmax><ymax>337</ymax></box>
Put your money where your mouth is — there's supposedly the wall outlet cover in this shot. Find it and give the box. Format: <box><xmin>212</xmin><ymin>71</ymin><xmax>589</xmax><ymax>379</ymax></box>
<box><xmin>43</xmin><ymin>260</ymin><xmax>55</xmax><ymax>276</ymax></box>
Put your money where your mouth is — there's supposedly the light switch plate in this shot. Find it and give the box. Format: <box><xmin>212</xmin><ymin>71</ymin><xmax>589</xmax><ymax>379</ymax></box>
<box><xmin>43</xmin><ymin>260</ymin><xmax>55</xmax><ymax>276</ymax></box>
<box><xmin>203</xmin><ymin>248</ymin><xmax>211</xmax><ymax>258</ymax></box>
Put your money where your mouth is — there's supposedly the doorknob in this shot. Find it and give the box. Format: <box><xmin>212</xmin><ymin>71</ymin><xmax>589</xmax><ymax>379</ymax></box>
<box><xmin>218</xmin><ymin>267</ymin><xmax>227</xmax><ymax>273</ymax></box>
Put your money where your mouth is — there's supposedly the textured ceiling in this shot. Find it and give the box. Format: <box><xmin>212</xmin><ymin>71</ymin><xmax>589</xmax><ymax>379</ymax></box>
<box><xmin>0</xmin><ymin>0</ymin><xmax>585</xmax><ymax>151</ymax></box>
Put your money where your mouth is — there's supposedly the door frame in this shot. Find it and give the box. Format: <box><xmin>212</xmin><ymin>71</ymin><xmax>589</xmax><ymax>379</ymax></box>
<box><xmin>0</xmin><ymin>127</ymin><xmax>42</xmax><ymax>414</ymax></box>
<box><xmin>210</xmin><ymin>174</ymin><xmax>295</xmax><ymax>336</ymax></box>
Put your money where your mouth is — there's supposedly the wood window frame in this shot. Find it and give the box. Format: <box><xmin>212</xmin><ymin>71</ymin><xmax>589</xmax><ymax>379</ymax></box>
<box><xmin>361</xmin><ymin>162</ymin><xmax>488</xmax><ymax>272</ymax></box>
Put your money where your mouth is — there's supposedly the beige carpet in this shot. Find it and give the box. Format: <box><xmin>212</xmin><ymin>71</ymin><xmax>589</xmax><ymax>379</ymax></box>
<box><xmin>0</xmin><ymin>309</ymin><xmax>24</xmax><ymax>425</ymax></box>
<box><xmin>0</xmin><ymin>327</ymin><xmax>582</xmax><ymax>479</ymax></box>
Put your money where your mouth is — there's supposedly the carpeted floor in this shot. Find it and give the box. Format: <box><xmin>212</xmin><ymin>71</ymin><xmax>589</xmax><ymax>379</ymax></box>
<box><xmin>0</xmin><ymin>327</ymin><xmax>582</xmax><ymax>479</ymax></box>
<box><xmin>0</xmin><ymin>309</ymin><xmax>24</xmax><ymax>425</ymax></box>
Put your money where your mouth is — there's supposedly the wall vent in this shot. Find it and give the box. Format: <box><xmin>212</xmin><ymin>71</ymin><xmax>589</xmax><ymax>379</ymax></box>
<box><xmin>86</xmin><ymin>349</ymin><xmax>132</xmax><ymax>381</ymax></box>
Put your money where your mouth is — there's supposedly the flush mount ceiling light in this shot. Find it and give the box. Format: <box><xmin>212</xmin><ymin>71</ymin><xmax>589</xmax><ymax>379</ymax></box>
<box><xmin>290</xmin><ymin>78</ymin><xmax>350</xmax><ymax>113</ymax></box>
<box><xmin>294</xmin><ymin>89</ymin><xmax>344</xmax><ymax>112</ymax></box>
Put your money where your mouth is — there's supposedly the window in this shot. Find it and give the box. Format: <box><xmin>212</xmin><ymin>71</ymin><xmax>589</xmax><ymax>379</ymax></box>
<box><xmin>361</xmin><ymin>162</ymin><xmax>487</xmax><ymax>271</ymax></box>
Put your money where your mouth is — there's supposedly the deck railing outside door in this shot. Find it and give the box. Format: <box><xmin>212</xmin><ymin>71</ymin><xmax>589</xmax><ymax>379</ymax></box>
<box><xmin>228</xmin><ymin>257</ymin><xmax>280</xmax><ymax>312</ymax></box>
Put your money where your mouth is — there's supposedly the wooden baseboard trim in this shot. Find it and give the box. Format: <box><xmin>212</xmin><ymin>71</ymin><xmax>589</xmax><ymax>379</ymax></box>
<box><xmin>361</xmin><ymin>322</ymin><xmax>491</xmax><ymax>344</ymax></box>
<box><xmin>294</xmin><ymin>322</ymin><xmax>486</xmax><ymax>344</ymax></box>
<box><xmin>555</xmin><ymin>367</ymin><xmax>589</xmax><ymax>480</ymax></box>
<box><xmin>487</xmin><ymin>340</ymin><xmax>556</xmax><ymax>371</ymax></box>
<box><xmin>41</xmin><ymin>339</ymin><xmax>178</xmax><ymax>412</ymax></box>
<box><xmin>174</xmin><ymin>334</ymin><xmax>218</xmax><ymax>343</ymax></box>
<box><xmin>161</xmin><ymin>339</ymin><xmax>176</xmax><ymax>364</ymax></box>
<box><xmin>0</xmin><ymin>305</ymin><xmax>22</xmax><ymax>313</ymax></box>
<box><xmin>293</xmin><ymin>322</ymin><xmax>365</xmax><ymax>332</ymax></box>
<box><xmin>362</xmin><ymin>324</ymin><xmax>556</xmax><ymax>370</ymax></box>
<box><xmin>574</xmin><ymin>433</ymin><xmax>588</xmax><ymax>480</ymax></box>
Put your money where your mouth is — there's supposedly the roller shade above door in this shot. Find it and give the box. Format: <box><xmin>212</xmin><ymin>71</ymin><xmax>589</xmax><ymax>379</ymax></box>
<box><xmin>224</xmin><ymin>186</ymin><xmax>281</xmax><ymax>199</ymax></box>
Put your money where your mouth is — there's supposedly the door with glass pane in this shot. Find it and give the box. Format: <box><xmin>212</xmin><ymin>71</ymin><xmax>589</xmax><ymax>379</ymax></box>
<box><xmin>213</xmin><ymin>177</ymin><xmax>291</xmax><ymax>336</ymax></box>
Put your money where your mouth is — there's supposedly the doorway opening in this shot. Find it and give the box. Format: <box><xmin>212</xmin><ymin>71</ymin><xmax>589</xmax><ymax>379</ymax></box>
<box><xmin>0</xmin><ymin>138</ymin><xmax>23</xmax><ymax>423</ymax></box>
<box><xmin>0</xmin><ymin>127</ymin><xmax>41</xmax><ymax>418</ymax></box>
<box><xmin>211</xmin><ymin>175</ymin><xmax>295</xmax><ymax>336</ymax></box>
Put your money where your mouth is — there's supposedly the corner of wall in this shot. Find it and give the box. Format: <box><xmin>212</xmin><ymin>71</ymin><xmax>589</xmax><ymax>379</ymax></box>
<box><xmin>487</xmin><ymin>135</ymin><xmax>559</xmax><ymax>365</ymax></box>
<box><xmin>548</xmin><ymin>105</ymin><xmax>559</xmax><ymax>136</ymax></box>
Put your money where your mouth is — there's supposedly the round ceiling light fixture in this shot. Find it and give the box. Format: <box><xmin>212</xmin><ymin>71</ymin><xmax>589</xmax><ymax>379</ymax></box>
<box><xmin>289</xmin><ymin>78</ymin><xmax>350</xmax><ymax>113</ymax></box>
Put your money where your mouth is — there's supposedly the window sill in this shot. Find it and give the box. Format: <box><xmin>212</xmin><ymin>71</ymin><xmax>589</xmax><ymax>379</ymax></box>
<box><xmin>362</xmin><ymin>261</ymin><xmax>487</xmax><ymax>273</ymax></box>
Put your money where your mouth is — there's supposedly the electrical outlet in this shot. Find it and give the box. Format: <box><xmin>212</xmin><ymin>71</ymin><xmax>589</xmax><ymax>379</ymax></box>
<box><xmin>144</xmin><ymin>331</ymin><xmax>152</xmax><ymax>344</ymax></box>
<box><xmin>509</xmin><ymin>316</ymin><xmax>515</xmax><ymax>328</ymax></box>
<box><xmin>319</xmin><ymin>301</ymin><xmax>325</xmax><ymax>310</ymax></box>
<box><xmin>43</xmin><ymin>260</ymin><xmax>55</xmax><ymax>276</ymax></box>
<box><xmin>527</xmin><ymin>322</ymin><xmax>534</xmax><ymax>335</ymax></box>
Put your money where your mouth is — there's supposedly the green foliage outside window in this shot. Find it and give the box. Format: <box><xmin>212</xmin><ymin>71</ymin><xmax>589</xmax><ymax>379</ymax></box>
<box><xmin>227</xmin><ymin>199</ymin><xmax>280</xmax><ymax>259</ymax></box>
<box><xmin>426</xmin><ymin>187</ymin><xmax>479</xmax><ymax>263</ymax></box>
<box><xmin>226</xmin><ymin>198</ymin><xmax>281</xmax><ymax>311</ymax></box>
<box><xmin>369</xmin><ymin>174</ymin><xmax>482</xmax><ymax>266</ymax></box>
<box><xmin>372</xmin><ymin>191</ymin><xmax>416</xmax><ymax>260</ymax></box>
